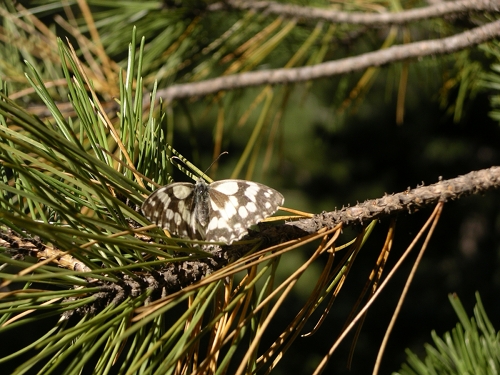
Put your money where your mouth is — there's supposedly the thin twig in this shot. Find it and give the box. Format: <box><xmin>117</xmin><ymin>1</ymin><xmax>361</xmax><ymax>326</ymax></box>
<box><xmin>209</xmin><ymin>0</ymin><xmax>499</xmax><ymax>26</ymax></box>
<box><xmin>154</xmin><ymin>20</ymin><xmax>500</xmax><ymax>102</ymax></box>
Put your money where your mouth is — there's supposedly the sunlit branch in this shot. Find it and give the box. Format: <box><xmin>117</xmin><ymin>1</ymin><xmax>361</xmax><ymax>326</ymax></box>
<box><xmin>290</xmin><ymin>166</ymin><xmax>500</xmax><ymax>233</ymax></box>
<box><xmin>209</xmin><ymin>0</ymin><xmax>499</xmax><ymax>26</ymax></box>
<box><xmin>155</xmin><ymin>20</ymin><xmax>500</xmax><ymax>102</ymax></box>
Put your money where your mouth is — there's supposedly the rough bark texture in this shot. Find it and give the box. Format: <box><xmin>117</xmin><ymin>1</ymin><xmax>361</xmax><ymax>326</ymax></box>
<box><xmin>289</xmin><ymin>166</ymin><xmax>500</xmax><ymax>234</ymax></box>
<box><xmin>3</xmin><ymin>166</ymin><xmax>499</xmax><ymax>315</ymax></box>
<box><xmin>154</xmin><ymin>20</ymin><xmax>500</xmax><ymax>102</ymax></box>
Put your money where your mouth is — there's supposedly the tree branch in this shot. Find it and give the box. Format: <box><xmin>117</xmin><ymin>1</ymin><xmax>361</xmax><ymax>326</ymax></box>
<box><xmin>7</xmin><ymin>166</ymin><xmax>499</xmax><ymax>315</ymax></box>
<box><xmin>208</xmin><ymin>0</ymin><xmax>499</xmax><ymax>26</ymax></box>
<box><xmin>287</xmin><ymin>166</ymin><xmax>500</xmax><ymax>234</ymax></box>
<box><xmin>155</xmin><ymin>19</ymin><xmax>500</xmax><ymax>102</ymax></box>
<box><xmin>65</xmin><ymin>165</ymin><xmax>500</xmax><ymax>315</ymax></box>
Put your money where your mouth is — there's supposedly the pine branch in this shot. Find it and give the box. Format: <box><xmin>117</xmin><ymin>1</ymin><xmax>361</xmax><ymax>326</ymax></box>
<box><xmin>154</xmin><ymin>19</ymin><xmax>500</xmax><ymax>102</ymax></box>
<box><xmin>5</xmin><ymin>166</ymin><xmax>498</xmax><ymax>316</ymax></box>
<box><xmin>287</xmin><ymin>165</ymin><xmax>500</xmax><ymax>234</ymax></box>
<box><xmin>209</xmin><ymin>0</ymin><xmax>499</xmax><ymax>26</ymax></box>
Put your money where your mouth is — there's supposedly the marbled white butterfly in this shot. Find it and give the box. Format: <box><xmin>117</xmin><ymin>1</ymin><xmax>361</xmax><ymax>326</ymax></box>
<box><xmin>141</xmin><ymin>178</ymin><xmax>284</xmax><ymax>244</ymax></box>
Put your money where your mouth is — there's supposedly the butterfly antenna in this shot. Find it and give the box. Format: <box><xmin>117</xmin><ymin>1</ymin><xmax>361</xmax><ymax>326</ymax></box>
<box><xmin>201</xmin><ymin>151</ymin><xmax>228</xmax><ymax>180</ymax></box>
<box><xmin>170</xmin><ymin>156</ymin><xmax>197</xmax><ymax>181</ymax></box>
<box><xmin>166</xmin><ymin>143</ymin><xmax>202</xmax><ymax>180</ymax></box>
<box><xmin>167</xmin><ymin>145</ymin><xmax>228</xmax><ymax>183</ymax></box>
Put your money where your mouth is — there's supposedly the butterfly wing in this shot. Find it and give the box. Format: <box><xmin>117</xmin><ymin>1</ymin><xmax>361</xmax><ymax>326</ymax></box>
<box><xmin>205</xmin><ymin>180</ymin><xmax>284</xmax><ymax>244</ymax></box>
<box><xmin>141</xmin><ymin>182</ymin><xmax>205</xmax><ymax>240</ymax></box>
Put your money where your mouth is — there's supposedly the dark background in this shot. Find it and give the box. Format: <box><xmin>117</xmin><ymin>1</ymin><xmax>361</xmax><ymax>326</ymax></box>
<box><xmin>267</xmin><ymin>82</ymin><xmax>500</xmax><ymax>374</ymax></box>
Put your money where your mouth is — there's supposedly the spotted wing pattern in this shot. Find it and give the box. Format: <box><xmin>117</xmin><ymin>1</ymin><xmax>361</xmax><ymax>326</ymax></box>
<box><xmin>141</xmin><ymin>179</ymin><xmax>284</xmax><ymax>245</ymax></box>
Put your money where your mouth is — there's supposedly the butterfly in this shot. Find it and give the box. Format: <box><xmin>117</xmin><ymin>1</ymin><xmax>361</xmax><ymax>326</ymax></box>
<box><xmin>141</xmin><ymin>178</ymin><xmax>284</xmax><ymax>244</ymax></box>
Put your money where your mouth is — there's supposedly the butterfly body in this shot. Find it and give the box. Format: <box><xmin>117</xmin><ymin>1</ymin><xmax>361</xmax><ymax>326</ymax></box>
<box><xmin>141</xmin><ymin>178</ymin><xmax>284</xmax><ymax>244</ymax></box>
